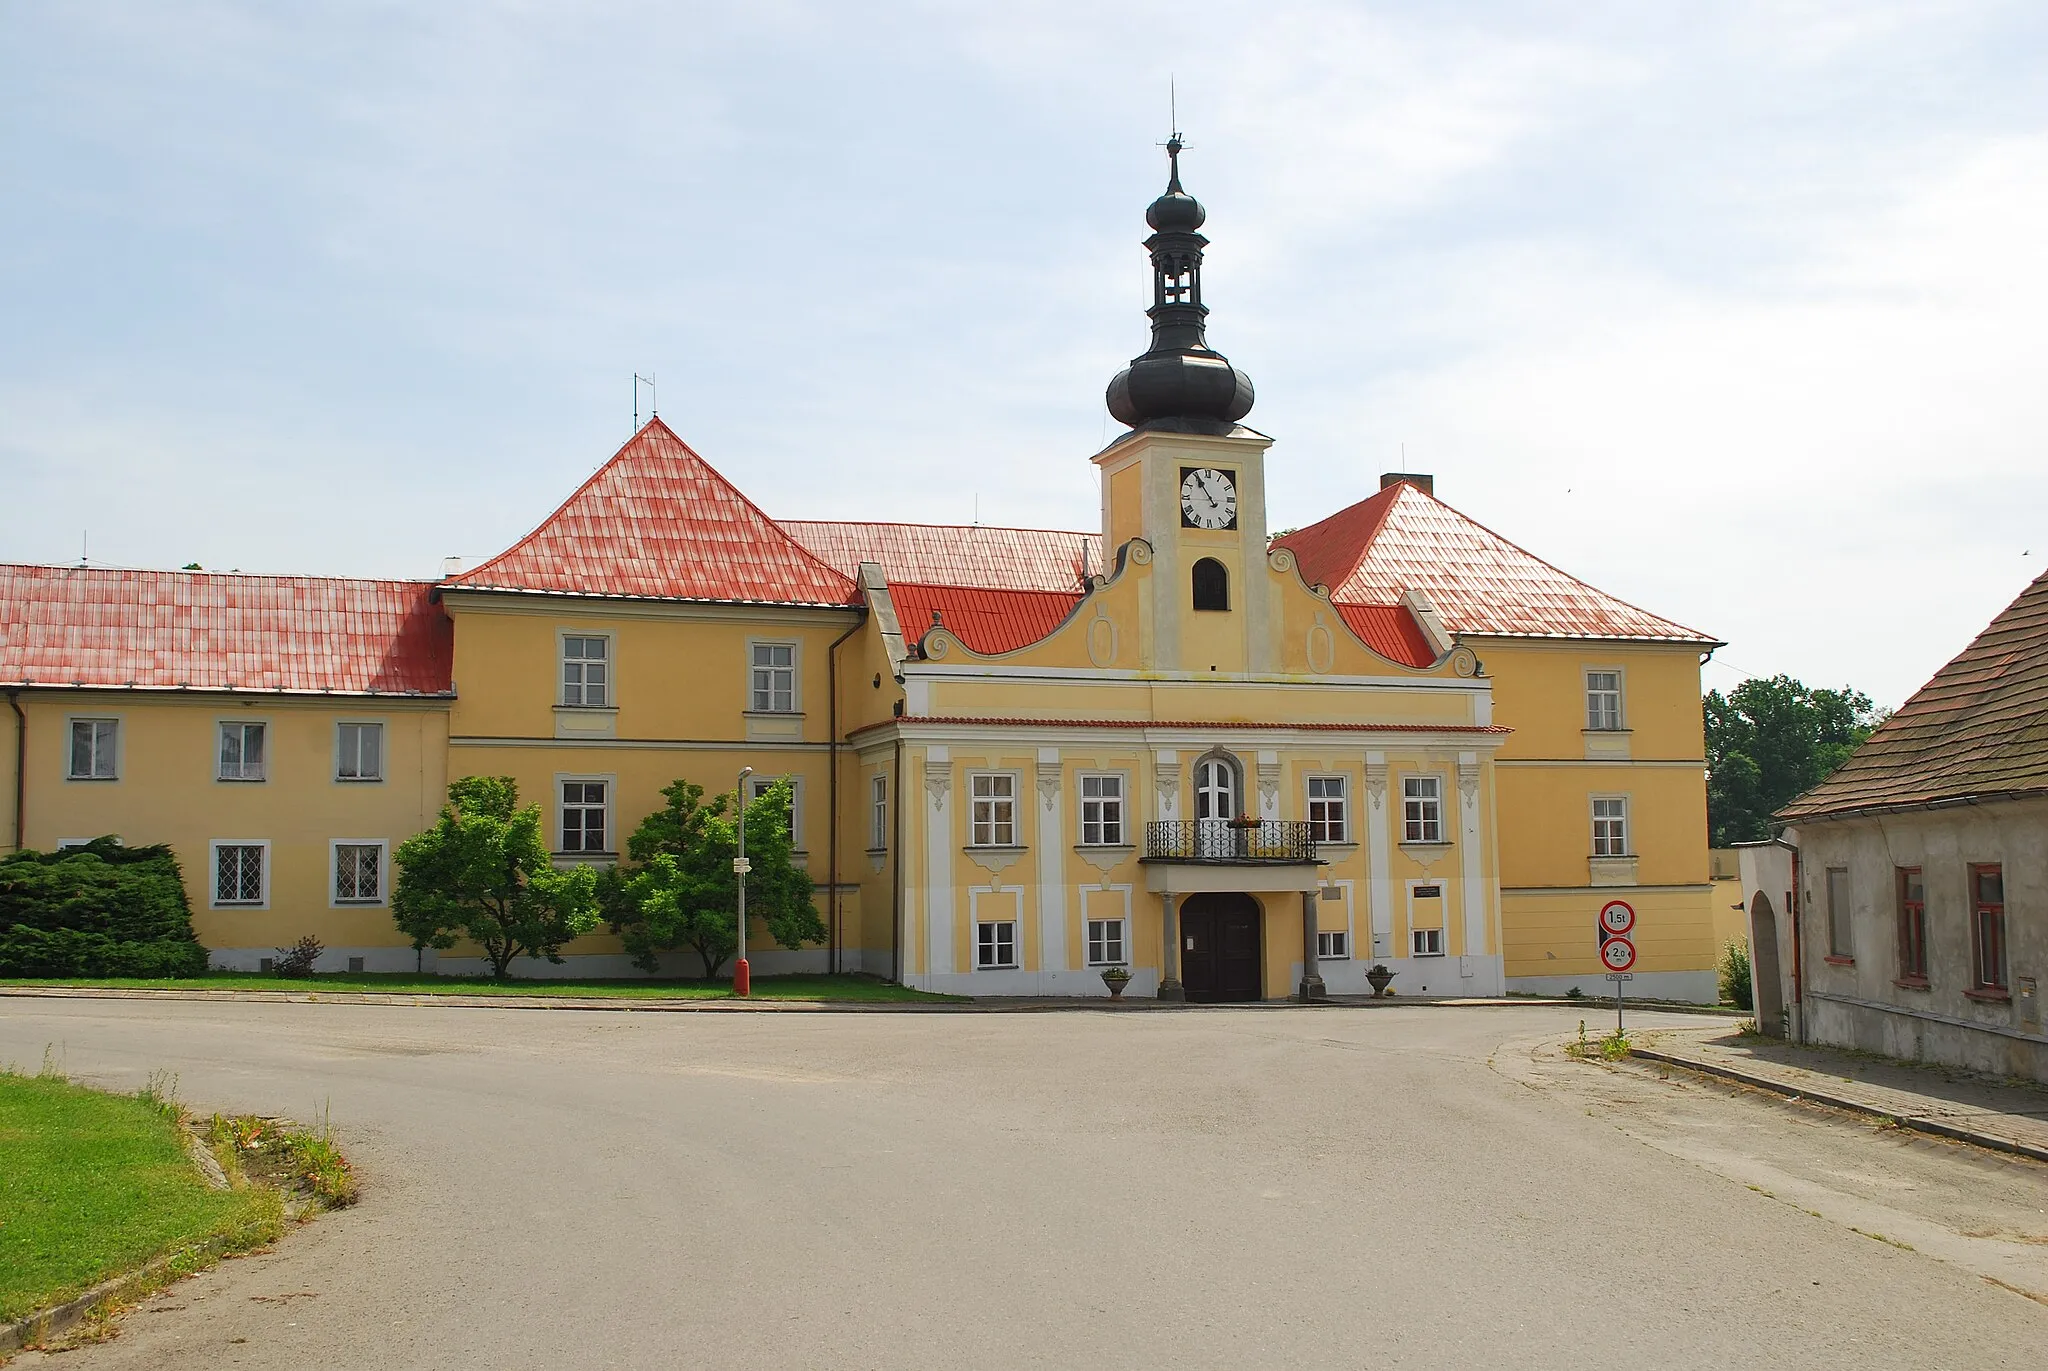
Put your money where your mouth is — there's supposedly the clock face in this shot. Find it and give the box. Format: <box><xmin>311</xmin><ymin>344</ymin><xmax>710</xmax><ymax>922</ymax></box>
<box><xmin>1180</xmin><ymin>467</ymin><xmax>1238</xmax><ymax>530</ymax></box>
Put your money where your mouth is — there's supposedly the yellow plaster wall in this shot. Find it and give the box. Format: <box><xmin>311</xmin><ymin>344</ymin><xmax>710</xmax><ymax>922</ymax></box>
<box><xmin>1479</xmin><ymin>640</ymin><xmax>1706</xmax><ymax>762</ymax></box>
<box><xmin>1502</xmin><ymin>887</ymin><xmax>1717</xmax><ymax>982</ymax></box>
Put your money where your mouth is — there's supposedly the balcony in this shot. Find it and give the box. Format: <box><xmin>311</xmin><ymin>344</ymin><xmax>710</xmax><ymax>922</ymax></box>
<box><xmin>1144</xmin><ymin>820</ymin><xmax>1318</xmax><ymax>865</ymax></box>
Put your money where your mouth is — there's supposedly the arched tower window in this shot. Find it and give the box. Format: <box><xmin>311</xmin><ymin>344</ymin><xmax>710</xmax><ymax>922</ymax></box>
<box><xmin>1192</xmin><ymin>558</ymin><xmax>1229</xmax><ymax>611</ymax></box>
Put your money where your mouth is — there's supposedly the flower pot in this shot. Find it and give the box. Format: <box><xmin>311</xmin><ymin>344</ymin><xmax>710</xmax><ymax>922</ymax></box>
<box><xmin>1366</xmin><ymin>965</ymin><xmax>1395</xmax><ymax>997</ymax></box>
<box><xmin>1102</xmin><ymin>970</ymin><xmax>1131</xmax><ymax>999</ymax></box>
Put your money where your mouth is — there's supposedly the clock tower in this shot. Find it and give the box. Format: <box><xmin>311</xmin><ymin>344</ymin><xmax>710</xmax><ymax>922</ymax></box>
<box><xmin>1094</xmin><ymin>135</ymin><xmax>1280</xmax><ymax>674</ymax></box>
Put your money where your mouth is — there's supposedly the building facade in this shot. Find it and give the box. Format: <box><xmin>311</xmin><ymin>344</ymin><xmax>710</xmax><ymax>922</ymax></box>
<box><xmin>1743</xmin><ymin>569</ymin><xmax>2047</xmax><ymax>1078</ymax></box>
<box><xmin>2</xmin><ymin>148</ymin><xmax>1724</xmax><ymax>998</ymax></box>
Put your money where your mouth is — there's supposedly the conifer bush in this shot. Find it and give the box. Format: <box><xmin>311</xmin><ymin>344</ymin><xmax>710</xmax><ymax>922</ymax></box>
<box><xmin>0</xmin><ymin>838</ymin><xmax>210</xmax><ymax>977</ymax></box>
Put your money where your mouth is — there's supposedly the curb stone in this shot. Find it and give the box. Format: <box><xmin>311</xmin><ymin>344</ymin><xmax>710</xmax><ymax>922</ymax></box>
<box><xmin>1629</xmin><ymin>1046</ymin><xmax>2048</xmax><ymax>1167</ymax></box>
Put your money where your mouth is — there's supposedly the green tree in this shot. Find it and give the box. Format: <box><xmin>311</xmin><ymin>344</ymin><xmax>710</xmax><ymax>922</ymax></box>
<box><xmin>611</xmin><ymin>777</ymin><xmax>822</xmax><ymax>978</ymax></box>
<box><xmin>1704</xmin><ymin>676</ymin><xmax>1884</xmax><ymax>846</ymax></box>
<box><xmin>391</xmin><ymin>776</ymin><xmax>602</xmax><ymax>978</ymax></box>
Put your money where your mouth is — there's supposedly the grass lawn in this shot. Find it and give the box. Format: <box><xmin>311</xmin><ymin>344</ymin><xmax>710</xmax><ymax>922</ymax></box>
<box><xmin>0</xmin><ymin>971</ymin><xmax>963</xmax><ymax>1003</ymax></box>
<box><xmin>0</xmin><ymin>1072</ymin><xmax>281</xmax><ymax>1324</ymax></box>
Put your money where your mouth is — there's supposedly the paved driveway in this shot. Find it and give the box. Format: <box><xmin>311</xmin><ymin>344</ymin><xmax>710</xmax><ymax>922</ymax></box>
<box><xmin>3</xmin><ymin>998</ymin><xmax>2044</xmax><ymax>1369</ymax></box>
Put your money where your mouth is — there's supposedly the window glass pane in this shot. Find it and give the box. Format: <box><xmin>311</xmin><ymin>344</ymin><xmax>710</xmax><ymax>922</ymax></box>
<box><xmin>1976</xmin><ymin>868</ymin><xmax>2003</xmax><ymax>905</ymax></box>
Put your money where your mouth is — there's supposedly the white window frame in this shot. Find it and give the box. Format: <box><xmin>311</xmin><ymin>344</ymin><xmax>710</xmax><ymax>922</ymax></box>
<box><xmin>1401</xmin><ymin>774</ymin><xmax>1444</xmax><ymax>844</ymax></box>
<box><xmin>747</xmin><ymin>639</ymin><xmax>800</xmax><ymax>714</ymax></box>
<box><xmin>1078</xmin><ymin>772</ymin><xmax>1127</xmax><ymax>847</ymax></box>
<box><xmin>1591</xmin><ymin>795</ymin><xmax>1630</xmax><ymax>857</ymax></box>
<box><xmin>1086</xmin><ymin>917</ymin><xmax>1128</xmax><ymax>966</ymax></box>
<box><xmin>209</xmin><ymin>839</ymin><xmax>270</xmax><ymax>909</ymax></box>
<box><xmin>556</xmin><ymin>774</ymin><xmax>613</xmax><ymax>855</ymax></box>
<box><xmin>1306</xmin><ymin>773</ymin><xmax>1349</xmax><ymax>844</ymax></box>
<box><xmin>868</xmin><ymin>774</ymin><xmax>888</xmax><ymax>853</ymax></box>
<box><xmin>1317</xmin><ymin>928</ymin><xmax>1349</xmax><ymax>960</ymax></box>
<box><xmin>1411</xmin><ymin>926</ymin><xmax>1445</xmax><ymax>957</ymax></box>
<box><xmin>335</xmin><ymin>720</ymin><xmax>386</xmax><ymax>783</ymax></box>
<box><xmin>976</xmin><ymin>919</ymin><xmax>1019</xmax><ymax>969</ymax></box>
<box><xmin>1585</xmin><ymin>668</ymin><xmax>1624</xmax><ymax>732</ymax></box>
<box><xmin>65</xmin><ymin>715</ymin><xmax>122</xmax><ymax>781</ymax></box>
<box><xmin>330</xmin><ymin>839</ymin><xmax>388</xmax><ymax>907</ymax></box>
<box><xmin>559</xmin><ymin>631</ymin><xmax>613</xmax><ymax>709</ymax></box>
<box><xmin>968</xmin><ymin>772</ymin><xmax>1019</xmax><ymax>847</ymax></box>
<box><xmin>747</xmin><ymin>773</ymin><xmax>806</xmax><ymax>852</ymax></box>
<box><xmin>216</xmin><ymin>719</ymin><xmax>268</xmax><ymax>783</ymax></box>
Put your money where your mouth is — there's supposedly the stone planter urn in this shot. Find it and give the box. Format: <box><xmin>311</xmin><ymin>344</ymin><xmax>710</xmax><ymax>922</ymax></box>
<box><xmin>1366</xmin><ymin>963</ymin><xmax>1396</xmax><ymax>997</ymax></box>
<box><xmin>1101</xmin><ymin>968</ymin><xmax>1132</xmax><ymax>999</ymax></box>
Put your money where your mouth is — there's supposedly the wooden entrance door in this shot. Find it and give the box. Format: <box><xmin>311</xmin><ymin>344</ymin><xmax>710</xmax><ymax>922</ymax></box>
<box><xmin>1181</xmin><ymin>893</ymin><xmax>1263</xmax><ymax>1002</ymax></box>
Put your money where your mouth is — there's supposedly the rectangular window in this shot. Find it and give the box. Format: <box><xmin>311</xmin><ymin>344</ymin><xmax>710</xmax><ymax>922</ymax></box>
<box><xmin>1086</xmin><ymin>918</ymin><xmax>1126</xmax><ymax>966</ymax></box>
<box><xmin>970</xmin><ymin>773</ymin><xmax>1017</xmax><ymax>846</ymax></box>
<box><xmin>869</xmin><ymin>775</ymin><xmax>888</xmax><ymax>852</ymax></box>
<box><xmin>213</xmin><ymin>843</ymin><xmax>265</xmax><ymax>906</ymax></box>
<box><xmin>218</xmin><ymin>722</ymin><xmax>266</xmax><ymax>781</ymax></box>
<box><xmin>750</xmin><ymin>642</ymin><xmax>796</xmax><ymax>713</ymax></box>
<box><xmin>334</xmin><ymin>842</ymin><xmax>384</xmax><ymax>904</ymax></box>
<box><xmin>336</xmin><ymin>722</ymin><xmax>384</xmax><ymax>781</ymax></box>
<box><xmin>976</xmin><ymin>920</ymin><xmax>1018</xmax><ymax>969</ymax></box>
<box><xmin>560</xmin><ymin>780</ymin><xmax>609</xmax><ymax>853</ymax></box>
<box><xmin>1972</xmin><ymin>864</ymin><xmax>2006</xmax><ymax>991</ymax></box>
<box><xmin>68</xmin><ymin>718</ymin><xmax>119</xmax><ymax>780</ymax></box>
<box><xmin>1586</xmin><ymin>671</ymin><xmax>1623</xmax><ymax>731</ymax></box>
<box><xmin>1079</xmin><ymin>774</ymin><xmax>1125</xmax><ymax>846</ymax></box>
<box><xmin>561</xmin><ymin>635</ymin><xmax>610</xmax><ymax>707</ymax></box>
<box><xmin>1591</xmin><ymin>797</ymin><xmax>1630</xmax><ymax>857</ymax></box>
<box><xmin>1826</xmin><ymin>867</ymin><xmax>1852</xmax><ymax>959</ymax></box>
<box><xmin>1402</xmin><ymin>776</ymin><xmax>1442</xmax><ymax>843</ymax></box>
<box><xmin>1411</xmin><ymin>927</ymin><xmax>1444</xmax><ymax>957</ymax></box>
<box><xmin>1317</xmin><ymin>929</ymin><xmax>1349</xmax><ymax>959</ymax></box>
<box><xmin>1896</xmin><ymin>867</ymin><xmax>1927</xmax><ymax>983</ymax></box>
<box><xmin>1307</xmin><ymin>775</ymin><xmax>1349</xmax><ymax>844</ymax></box>
<box><xmin>748</xmin><ymin>775</ymin><xmax>803</xmax><ymax>850</ymax></box>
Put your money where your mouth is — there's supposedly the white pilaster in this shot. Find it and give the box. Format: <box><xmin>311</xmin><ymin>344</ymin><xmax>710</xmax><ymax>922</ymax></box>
<box><xmin>1035</xmin><ymin>747</ymin><xmax>1067</xmax><ymax>991</ymax></box>
<box><xmin>1365</xmin><ymin>751</ymin><xmax>1392</xmax><ymax>958</ymax></box>
<box><xmin>924</xmin><ymin>747</ymin><xmax>953</xmax><ymax>989</ymax></box>
<box><xmin>1457</xmin><ymin>750</ymin><xmax>1495</xmax><ymax>992</ymax></box>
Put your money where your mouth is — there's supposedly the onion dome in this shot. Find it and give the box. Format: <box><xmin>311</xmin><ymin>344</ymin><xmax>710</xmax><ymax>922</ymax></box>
<box><xmin>1105</xmin><ymin>136</ymin><xmax>1255</xmax><ymax>434</ymax></box>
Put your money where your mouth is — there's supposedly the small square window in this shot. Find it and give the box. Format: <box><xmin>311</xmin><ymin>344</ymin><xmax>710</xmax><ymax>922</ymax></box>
<box><xmin>1307</xmin><ymin>775</ymin><xmax>1348</xmax><ymax>844</ymax></box>
<box><xmin>970</xmin><ymin>774</ymin><xmax>1017</xmax><ymax>847</ymax></box>
<box><xmin>218</xmin><ymin>722</ymin><xmax>266</xmax><ymax>782</ymax></box>
<box><xmin>1086</xmin><ymin>918</ymin><xmax>1126</xmax><ymax>966</ymax></box>
<box><xmin>337</xmin><ymin>722</ymin><xmax>384</xmax><ymax>781</ymax></box>
<box><xmin>334</xmin><ymin>842</ymin><xmax>384</xmax><ymax>904</ymax></box>
<box><xmin>68</xmin><ymin>719</ymin><xmax>119</xmax><ymax>780</ymax></box>
<box><xmin>748</xmin><ymin>775</ymin><xmax>803</xmax><ymax>850</ymax></box>
<box><xmin>1586</xmin><ymin>671</ymin><xmax>1623</xmax><ymax>731</ymax></box>
<box><xmin>1079</xmin><ymin>774</ymin><xmax>1125</xmax><ymax>846</ymax></box>
<box><xmin>561</xmin><ymin>635</ymin><xmax>610</xmax><ymax>708</ymax></box>
<box><xmin>1402</xmin><ymin>776</ymin><xmax>1442</xmax><ymax>843</ymax></box>
<box><xmin>213</xmin><ymin>843</ymin><xmax>265</xmax><ymax>906</ymax></box>
<box><xmin>1411</xmin><ymin>927</ymin><xmax>1444</xmax><ymax>957</ymax></box>
<box><xmin>560</xmin><ymin>779</ymin><xmax>609</xmax><ymax>853</ymax></box>
<box><xmin>1317</xmin><ymin>929</ymin><xmax>1349</xmax><ymax>959</ymax></box>
<box><xmin>976</xmin><ymin>920</ymin><xmax>1018</xmax><ymax>969</ymax></box>
<box><xmin>750</xmin><ymin>642</ymin><xmax>797</xmax><ymax>713</ymax></box>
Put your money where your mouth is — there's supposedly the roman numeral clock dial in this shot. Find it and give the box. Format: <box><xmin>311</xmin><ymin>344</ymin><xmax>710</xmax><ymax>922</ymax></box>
<box><xmin>1179</xmin><ymin>467</ymin><xmax>1238</xmax><ymax>530</ymax></box>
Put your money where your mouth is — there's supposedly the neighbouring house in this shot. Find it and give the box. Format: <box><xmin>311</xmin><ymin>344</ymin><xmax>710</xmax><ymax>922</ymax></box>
<box><xmin>1742</xmin><ymin>568</ymin><xmax>2047</xmax><ymax>1079</ymax></box>
<box><xmin>1</xmin><ymin>146</ymin><xmax>1725</xmax><ymax>998</ymax></box>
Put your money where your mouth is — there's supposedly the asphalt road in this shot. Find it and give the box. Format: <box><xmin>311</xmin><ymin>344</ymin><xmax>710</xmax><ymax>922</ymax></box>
<box><xmin>4</xmin><ymin>998</ymin><xmax>2045</xmax><ymax>1369</ymax></box>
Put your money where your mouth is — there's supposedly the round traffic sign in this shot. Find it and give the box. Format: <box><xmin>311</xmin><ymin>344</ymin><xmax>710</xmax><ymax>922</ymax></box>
<box><xmin>1601</xmin><ymin>936</ymin><xmax>1637</xmax><ymax>972</ymax></box>
<box><xmin>1599</xmin><ymin>900</ymin><xmax>1636</xmax><ymax>935</ymax></box>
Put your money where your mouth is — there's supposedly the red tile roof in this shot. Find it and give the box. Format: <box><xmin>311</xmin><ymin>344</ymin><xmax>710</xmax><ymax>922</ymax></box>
<box><xmin>888</xmin><ymin>583</ymin><xmax>1086</xmax><ymax>656</ymax></box>
<box><xmin>780</xmin><ymin>521</ymin><xmax>1096</xmax><ymax>592</ymax></box>
<box><xmin>452</xmin><ymin>419</ymin><xmax>856</xmax><ymax>607</ymax></box>
<box><xmin>1278</xmin><ymin>481</ymin><xmax>1718</xmax><ymax>644</ymax></box>
<box><xmin>1333</xmin><ymin>603</ymin><xmax>1438</xmax><ymax>669</ymax></box>
<box><xmin>0</xmin><ymin>564</ymin><xmax>453</xmax><ymax>695</ymax></box>
<box><xmin>1779</xmin><ymin>569</ymin><xmax>2048</xmax><ymax>822</ymax></box>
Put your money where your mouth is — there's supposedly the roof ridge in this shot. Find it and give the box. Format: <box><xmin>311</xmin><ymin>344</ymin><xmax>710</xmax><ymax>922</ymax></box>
<box><xmin>0</xmin><ymin>561</ymin><xmax>438</xmax><ymax>589</ymax></box>
<box><xmin>778</xmin><ymin>518</ymin><xmax>1098</xmax><ymax>538</ymax></box>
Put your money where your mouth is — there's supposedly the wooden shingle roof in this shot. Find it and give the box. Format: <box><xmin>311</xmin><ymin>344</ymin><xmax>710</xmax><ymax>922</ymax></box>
<box><xmin>1780</xmin><ymin>569</ymin><xmax>2048</xmax><ymax>823</ymax></box>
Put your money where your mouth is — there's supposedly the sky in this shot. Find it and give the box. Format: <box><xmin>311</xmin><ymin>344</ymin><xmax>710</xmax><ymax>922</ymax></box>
<box><xmin>3</xmin><ymin>1</ymin><xmax>2045</xmax><ymax>709</ymax></box>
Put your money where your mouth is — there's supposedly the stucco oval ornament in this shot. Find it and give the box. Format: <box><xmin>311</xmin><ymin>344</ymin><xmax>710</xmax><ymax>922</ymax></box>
<box><xmin>1449</xmin><ymin>645</ymin><xmax>1478</xmax><ymax>678</ymax></box>
<box><xmin>1267</xmin><ymin>546</ymin><xmax>1297</xmax><ymax>575</ymax></box>
<box><xmin>1306</xmin><ymin>615</ymin><xmax>1336</xmax><ymax>674</ymax></box>
<box><xmin>1086</xmin><ymin>608</ymin><xmax>1118</xmax><ymax>668</ymax></box>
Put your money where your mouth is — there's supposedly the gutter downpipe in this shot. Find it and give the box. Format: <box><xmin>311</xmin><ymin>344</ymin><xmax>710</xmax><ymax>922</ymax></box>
<box><xmin>7</xmin><ymin>690</ymin><xmax>23</xmax><ymax>853</ymax></box>
<box><xmin>825</xmin><ymin>613</ymin><xmax>866</xmax><ymax>978</ymax></box>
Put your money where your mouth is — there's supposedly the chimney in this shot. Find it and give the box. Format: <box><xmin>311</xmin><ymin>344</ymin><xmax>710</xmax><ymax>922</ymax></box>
<box><xmin>1380</xmin><ymin>472</ymin><xmax>1433</xmax><ymax>496</ymax></box>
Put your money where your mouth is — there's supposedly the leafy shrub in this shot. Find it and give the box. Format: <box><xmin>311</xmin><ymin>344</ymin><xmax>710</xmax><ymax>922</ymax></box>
<box><xmin>1719</xmin><ymin>939</ymin><xmax>1754</xmax><ymax>1011</ymax></box>
<box><xmin>0</xmin><ymin>839</ymin><xmax>209</xmax><ymax>977</ymax></box>
<box><xmin>272</xmin><ymin>935</ymin><xmax>324</xmax><ymax>978</ymax></box>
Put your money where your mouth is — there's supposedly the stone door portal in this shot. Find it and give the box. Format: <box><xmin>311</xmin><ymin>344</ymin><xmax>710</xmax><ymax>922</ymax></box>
<box><xmin>1181</xmin><ymin>892</ymin><xmax>1262</xmax><ymax>1002</ymax></box>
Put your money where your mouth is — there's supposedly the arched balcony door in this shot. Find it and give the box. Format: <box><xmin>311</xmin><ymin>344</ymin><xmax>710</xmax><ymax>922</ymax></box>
<box><xmin>1194</xmin><ymin>753</ymin><xmax>1241</xmax><ymax>855</ymax></box>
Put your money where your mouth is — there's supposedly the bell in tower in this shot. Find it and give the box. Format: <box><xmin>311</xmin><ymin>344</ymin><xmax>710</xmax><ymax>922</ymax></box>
<box><xmin>1105</xmin><ymin>136</ymin><xmax>1256</xmax><ymax>434</ymax></box>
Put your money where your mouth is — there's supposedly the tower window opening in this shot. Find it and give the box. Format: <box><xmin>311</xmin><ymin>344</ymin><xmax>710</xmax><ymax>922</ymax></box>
<box><xmin>1192</xmin><ymin>558</ymin><xmax>1229</xmax><ymax>611</ymax></box>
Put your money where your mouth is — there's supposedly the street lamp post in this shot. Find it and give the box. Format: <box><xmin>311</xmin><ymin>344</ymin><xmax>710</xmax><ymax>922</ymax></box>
<box><xmin>734</xmin><ymin>766</ymin><xmax>753</xmax><ymax>997</ymax></box>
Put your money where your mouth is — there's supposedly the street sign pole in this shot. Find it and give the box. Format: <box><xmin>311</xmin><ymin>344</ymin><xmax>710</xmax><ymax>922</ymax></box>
<box><xmin>735</xmin><ymin>766</ymin><xmax>753</xmax><ymax>997</ymax></box>
<box><xmin>1597</xmin><ymin>900</ymin><xmax>1638</xmax><ymax>1034</ymax></box>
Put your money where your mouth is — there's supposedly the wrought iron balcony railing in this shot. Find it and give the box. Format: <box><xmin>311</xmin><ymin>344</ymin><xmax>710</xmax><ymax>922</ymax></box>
<box><xmin>1143</xmin><ymin>820</ymin><xmax>1318</xmax><ymax>865</ymax></box>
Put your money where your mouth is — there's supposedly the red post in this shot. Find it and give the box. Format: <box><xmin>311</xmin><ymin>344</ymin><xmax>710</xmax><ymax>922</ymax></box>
<box><xmin>733</xmin><ymin>958</ymin><xmax>751</xmax><ymax>998</ymax></box>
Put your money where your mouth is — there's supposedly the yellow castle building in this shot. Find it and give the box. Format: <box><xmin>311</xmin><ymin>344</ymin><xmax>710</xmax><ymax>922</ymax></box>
<box><xmin>0</xmin><ymin>145</ymin><xmax>1724</xmax><ymax>1000</ymax></box>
